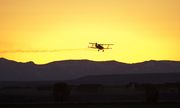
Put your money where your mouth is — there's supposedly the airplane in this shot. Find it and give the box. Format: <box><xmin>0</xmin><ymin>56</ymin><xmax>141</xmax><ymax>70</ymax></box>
<box><xmin>88</xmin><ymin>42</ymin><xmax>114</xmax><ymax>52</ymax></box>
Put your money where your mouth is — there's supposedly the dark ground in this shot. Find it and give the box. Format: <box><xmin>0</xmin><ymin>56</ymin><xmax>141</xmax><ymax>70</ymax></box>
<box><xmin>1</xmin><ymin>82</ymin><xmax>180</xmax><ymax>107</ymax></box>
<box><xmin>0</xmin><ymin>102</ymin><xmax>180</xmax><ymax>108</ymax></box>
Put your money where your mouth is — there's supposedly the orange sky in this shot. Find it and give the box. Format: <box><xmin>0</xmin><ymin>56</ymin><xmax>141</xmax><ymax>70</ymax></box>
<box><xmin>0</xmin><ymin>0</ymin><xmax>180</xmax><ymax>64</ymax></box>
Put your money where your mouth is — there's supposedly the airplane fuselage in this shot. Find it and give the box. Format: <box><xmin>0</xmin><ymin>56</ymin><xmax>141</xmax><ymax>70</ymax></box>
<box><xmin>88</xmin><ymin>42</ymin><xmax>113</xmax><ymax>52</ymax></box>
<box><xmin>95</xmin><ymin>43</ymin><xmax>104</xmax><ymax>51</ymax></box>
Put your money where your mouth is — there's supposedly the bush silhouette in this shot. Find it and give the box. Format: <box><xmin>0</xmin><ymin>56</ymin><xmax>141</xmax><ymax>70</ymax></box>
<box><xmin>53</xmin><ymin>82</ymin><xmax>71</xmax><ymax>102</ymax></box>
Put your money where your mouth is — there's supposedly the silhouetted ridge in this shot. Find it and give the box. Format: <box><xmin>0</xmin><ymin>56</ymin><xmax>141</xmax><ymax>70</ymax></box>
<box><xmin>0</xmin><ymin>58</ymin><xmax>35</xmax><ymax>65</ymax></box>
<box><xmin>0</xmin><ymin>58</ymin><xmax>17</xmax><ymax>64</ymax></box>
<box><xmin>0</xmin><ymin>58</ymin><xmax>180</xmax><ymax>81</ymax></box>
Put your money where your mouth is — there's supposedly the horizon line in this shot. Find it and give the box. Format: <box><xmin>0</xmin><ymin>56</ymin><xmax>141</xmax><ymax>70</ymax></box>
<box><xmin>0</xmin><ymin>57</ymin><xmax>180</xmax><ymax>65</ymax></box>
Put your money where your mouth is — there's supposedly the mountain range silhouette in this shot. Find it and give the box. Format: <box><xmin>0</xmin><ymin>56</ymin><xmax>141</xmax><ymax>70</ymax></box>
<box><xmin>0</xmin><ymin>58</ymin><xmax>180</xmax><ymax>84</ymax></box>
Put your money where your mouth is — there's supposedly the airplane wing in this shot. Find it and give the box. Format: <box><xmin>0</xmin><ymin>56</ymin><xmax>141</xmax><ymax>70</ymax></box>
<box><xmin>88</xmin><ymin>46</ymin><xmax>97</xmax><ymax>49</ymax></box>
<box><xmin>99</xmin><ymin>44</ymin><xmax>114</xmax><ymax>46</ymax></box>
<box><xmin>89</xmin><ymin>42</ymin><xmax>96</xmax><ymax>44</ymax></box>
<box><xmin>89</xmin><ymin>42</ymin><xmax>114</xmax><ymax>45</ymax></box>
<box><xmin>100</xmin><ymin>44</ymin><xmax>114</xmax><ymax>49</ymax></box>
<box><xmin>88</xmin><ymin>42</ymin><xmax>114</xmax><ymax>49</ymax></box>
<box><xmin>88</xmin><ymin>42</ymin><xmax>96</xmax><ymax>48</ymax></box>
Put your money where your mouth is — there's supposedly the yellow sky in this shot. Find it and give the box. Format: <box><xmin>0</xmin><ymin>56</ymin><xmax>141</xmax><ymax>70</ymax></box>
<box><xmin>0</xmin><ymin>0</ymin><xmax>180</xmax><ymax>64</ymax></box>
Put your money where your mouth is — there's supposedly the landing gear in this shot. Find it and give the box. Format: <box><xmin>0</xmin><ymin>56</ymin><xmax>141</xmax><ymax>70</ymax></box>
<box><xmin>98</xmin><ymin>49</ymin><xmax>104</xmax><ymax>52</ymax></box>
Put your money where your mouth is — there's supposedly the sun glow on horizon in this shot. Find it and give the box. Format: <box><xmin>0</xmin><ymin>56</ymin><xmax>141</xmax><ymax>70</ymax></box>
<box><xmin>0</xmin><ymin>0</ymin><xmax>180</xmax><ymax>64</ymax></box>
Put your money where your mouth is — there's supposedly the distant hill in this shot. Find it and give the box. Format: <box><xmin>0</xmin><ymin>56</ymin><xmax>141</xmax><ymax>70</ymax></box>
<box><xmin>68</xmin><ymin>73</ymin><xmax>180</xmax><ymax>85</ymax></box>
<box><xmin>0</xmin><ymin>58</ymin><xmax>180</xmax><ymax>81</ymax></box>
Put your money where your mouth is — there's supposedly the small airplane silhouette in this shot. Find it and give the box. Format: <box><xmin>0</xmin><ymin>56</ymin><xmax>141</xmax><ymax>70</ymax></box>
<box><xmin>88</xmin><ymin>42</ymin><xmax>114</xmax><ymax>52</ymax></box>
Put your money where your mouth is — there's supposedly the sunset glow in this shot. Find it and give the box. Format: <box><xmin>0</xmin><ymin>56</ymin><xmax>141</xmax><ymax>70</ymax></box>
<box><xmin>0</xmin><ymin>0</ymin><xmax>180</xmax><ymax>64</ymax></box>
